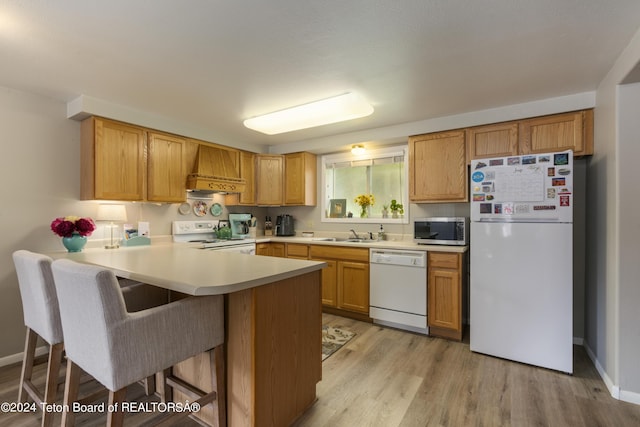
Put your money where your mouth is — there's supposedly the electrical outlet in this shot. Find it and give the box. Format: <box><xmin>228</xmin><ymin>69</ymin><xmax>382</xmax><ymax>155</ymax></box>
<box><xmin>307</xmin><ymin>220</ymin><xmax>314</xmax><ymax>228</ymax></box>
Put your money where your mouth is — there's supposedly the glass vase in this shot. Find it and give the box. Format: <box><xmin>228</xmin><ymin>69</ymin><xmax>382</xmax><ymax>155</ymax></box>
<box><xmin>62</xmin><ymin>233</ymin><xmax>87</xmax><ymax>252</ymax></box>
<box><xmin>360</xmin><ymin>206</ymin><xmax>368</xmax><ymax>218</ymax></box>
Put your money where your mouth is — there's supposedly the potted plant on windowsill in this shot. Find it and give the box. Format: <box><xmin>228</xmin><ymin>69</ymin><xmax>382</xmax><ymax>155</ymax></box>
<box><xmin>389</xmin><ymin>200</ymin><xmax>404</xmax><ymax>218</ymax></box>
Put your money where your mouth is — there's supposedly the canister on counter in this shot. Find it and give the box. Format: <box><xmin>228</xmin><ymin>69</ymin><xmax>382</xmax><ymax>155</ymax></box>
<box><xmin>264</xmin><ymin>216</ymin><xmax>273</xmax><ymax>236</ymax></box>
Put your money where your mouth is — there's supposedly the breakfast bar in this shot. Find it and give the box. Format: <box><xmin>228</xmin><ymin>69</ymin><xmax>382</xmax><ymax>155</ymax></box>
<box><xmin>50</xmin><ymin>244</ymin><xmax>326</xmax><ymax>426</ymax></box>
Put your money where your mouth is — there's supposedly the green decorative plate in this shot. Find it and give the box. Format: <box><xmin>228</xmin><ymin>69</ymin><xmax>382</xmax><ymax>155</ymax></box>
<box><xmin>210</xmin><ymin>203</ymin><xmax>223</xmax><ymax>217</ymax></box>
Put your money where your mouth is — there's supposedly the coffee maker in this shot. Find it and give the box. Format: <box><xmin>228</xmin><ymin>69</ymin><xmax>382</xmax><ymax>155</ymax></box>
<box><xmin>228</xmin><ymin>213</ymin><xmax>252</xmax><ymax>238</ymax></box>
<box><xmin>275</xmin><ymin>214</ymin><xmax>295</xmax><ymax>236</ymax></box>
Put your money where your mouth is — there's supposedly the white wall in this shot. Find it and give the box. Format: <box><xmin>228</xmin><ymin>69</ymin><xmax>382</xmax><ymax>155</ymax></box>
<box><xmin>589</xmin><ymin>26</ymin><xmax>640</xmax><ymax>402</ymax></box>
<box><xmin>0</xmin><ymin>85</ymin><xmax>257</xmax><ymax>361</ymax></box>
<box><xmin>617</xmin><ymin>82</ymin><xmax>640</xmax><ymax>398</ymax></box>
<box><xmin>0</xmin><ymin>86</ymin><xmax>84</xmax><ymax>359</ymax></box>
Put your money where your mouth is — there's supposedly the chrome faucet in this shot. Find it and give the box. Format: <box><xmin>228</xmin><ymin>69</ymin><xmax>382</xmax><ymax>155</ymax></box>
<box><xmin>349</xmin><ymin>229</ymin><xmax>360</xmax><ymax>239</ymax></box>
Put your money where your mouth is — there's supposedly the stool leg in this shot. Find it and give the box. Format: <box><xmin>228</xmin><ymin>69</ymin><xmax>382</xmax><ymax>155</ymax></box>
<box><xmin>62</xmin><ymin>359</ymin><xmax>81</xmax><ymax>427</ymax></box>
<box><xmin>213</xmin><ymin>345</ymin><xmax>226</xmax><ymax>427</ymax></box>
<box><xmin>144</xmin><ymin>375</ymin><xmax>156</xmax><ymax>396</ymax></box>
<box><xmin>18</xmin><ymin>328</ymin><xmax>37</xmax><ymax>403</ymax></box>
<box><xmin>42</xmin><ymin>342</ymin><xmax>64</xmax><ymax>427</ymax></box>
<box><xmin>160</xmin><ymin>368</ymin><xmax>173</xmax><ymax>403</ymax></box>
<box><xmin>106</xmin><ymin>388</ymin><xmax>126</xmax><ymax>427</ymax></box>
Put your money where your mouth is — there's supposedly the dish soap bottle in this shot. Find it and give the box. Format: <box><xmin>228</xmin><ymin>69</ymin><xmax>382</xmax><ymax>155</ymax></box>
<box><xmin>377</xmin><ymin>224</ymin><xmax>386</xmax><ymax>241</ymax></box>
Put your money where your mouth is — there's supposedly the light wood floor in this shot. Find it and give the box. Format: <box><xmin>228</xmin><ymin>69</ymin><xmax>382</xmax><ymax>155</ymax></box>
<box><xmin>294</xmin><ymin>314</ymin><xmax>640</xmax><ymax>427</ymax></box>
<box><xmin>3</xmin><ymin>313</ymin><xmax>640</xmax><ymax>426</ymax></box>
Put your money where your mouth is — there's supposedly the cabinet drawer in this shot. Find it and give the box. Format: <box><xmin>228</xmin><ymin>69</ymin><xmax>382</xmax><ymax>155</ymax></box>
<box><xmin>428</xmin><ymin>252</ymin><xmax>461</xmax><ymax>269</ymax></box>
<box><xmin>310</xmin><ymin>245</ymin><xmax>369</xmax><ymax>262</ymax></box>
<box><xmin>286</xmin><ymin>243</ymin><xmax>309</xmax><ymax>258</ymax></box>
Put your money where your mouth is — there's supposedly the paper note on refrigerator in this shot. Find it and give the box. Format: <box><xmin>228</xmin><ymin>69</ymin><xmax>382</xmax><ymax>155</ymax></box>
<box><xmin>493</xmin><ymin>165</ymin><xmax>544</xmax><ymax>202</ymax></box>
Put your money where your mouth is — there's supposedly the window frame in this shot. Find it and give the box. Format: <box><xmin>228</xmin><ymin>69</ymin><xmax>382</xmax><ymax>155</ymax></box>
<box><xmin>320</xmin><ymin>145</ymin><xmax>409</xmax><ymax>224</ymax></box>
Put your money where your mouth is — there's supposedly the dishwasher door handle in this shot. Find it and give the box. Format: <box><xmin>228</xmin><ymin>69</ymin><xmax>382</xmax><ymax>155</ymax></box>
<box><xmin>370</xmin><ymin>251</ymin><xmax>426</xmax><ymax>268</ymax></box>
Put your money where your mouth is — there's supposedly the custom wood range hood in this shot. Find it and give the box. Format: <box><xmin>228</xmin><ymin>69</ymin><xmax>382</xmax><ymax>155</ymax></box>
<box><xmin>186</xmin><ymin>145</ymin><xmax>246</xmax><ymax>193</ymax></box>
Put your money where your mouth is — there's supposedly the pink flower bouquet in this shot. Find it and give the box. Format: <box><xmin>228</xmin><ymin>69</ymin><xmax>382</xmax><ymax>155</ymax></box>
<box><xmin>50</xmin><ymin>216</ymin><xmax>96</xmax><ymax>238</ymax></box>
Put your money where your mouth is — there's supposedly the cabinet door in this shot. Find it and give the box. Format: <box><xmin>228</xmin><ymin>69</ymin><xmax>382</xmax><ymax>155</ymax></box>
<box><xmin>284</xmin><ymin>152</ymin><xmax>317</xmax><ymax>206</ymax></box>
<box><xmin>409</xmin><ymin>131</ymin><xmax>468</xmax><ymax>202</ymax></box>
<box><xmin>313</xmin><ymin>258</ymin><xmax>337</xmax><ymax>307</ymax></box>
<box><xmin>256</xmin><ymin>155</ymin><xmax>284</xmax><ymax>205</ymax></box>
<box><xmin>519</xmin><ymin>110</ymin><xmax>592</xmax><ymax>155</ymax></box>
<box><xmin>87</xmin><ymin>118</ymin><xmax>146</xmax><ymax>201</ymax></box>
<box><xmin>428</xmin><ymin>267</ymin><xmax>461</xmax><ymax>331</ymax></box>
<box><xmin>270</xmin><ymin>242</ymin><xmax>286</xmax><ymax>258</ymax></box>
<box><xmin>226</xmin><ymin>151</ymin><xmax>256</xmax><ymax>206</ymax></box>
<box><xmin>337</xmin><ymin>261</ymin><xmax>369</xmax><ymax>314</ymax></box>
<box><xmin>286</xmin><ymin>243</ymin><xmax>309</xmax><ymax>259</ymax></box>
<box><xmin>147</xmin><ymin>132</ymin><xmax>186</xmax><ymax>203</ymax></box>
<box><xmin>255</xmin><ymin>243</ymin><xmax>271</xmax><ymax>256</ymax></box>
<box><xmin>467</xmin><ymin>122</ymin><xmax>518</xmax><ymax>161</ymax></box>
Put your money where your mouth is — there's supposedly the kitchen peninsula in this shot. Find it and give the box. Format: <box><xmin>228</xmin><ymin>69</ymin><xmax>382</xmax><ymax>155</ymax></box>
<box><xmin>49</xmin><ymin>244</ymin><xmax>326</xmax><ymax>427</ymax></box>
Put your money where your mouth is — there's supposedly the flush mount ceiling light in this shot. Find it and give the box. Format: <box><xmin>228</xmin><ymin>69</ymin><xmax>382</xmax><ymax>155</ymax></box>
<box><xmin>351</xmin><ymin>144</ymin><xmax>365</xmax><ymax>155</ymax></box>
<box><xmin>243</xmin><ymin>93</ymin><xmax>374</xmax><ymax>135</ymax></box>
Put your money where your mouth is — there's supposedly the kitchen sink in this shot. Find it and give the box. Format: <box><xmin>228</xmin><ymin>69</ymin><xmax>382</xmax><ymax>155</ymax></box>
<box><xmin>313</xmin><ymin>237</ymin><xmax>368</xmax><ymax>243</ymax></box>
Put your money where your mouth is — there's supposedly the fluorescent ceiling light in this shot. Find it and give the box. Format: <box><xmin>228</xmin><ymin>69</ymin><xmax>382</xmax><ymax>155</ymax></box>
<box><xmin>351</xmin><ymin>144</ymin><xmax>365</xmax><ymax>155</ymax></box>
<box><xmin>243</xmin><ymin>93</ymin><xmax>374</xmax><ymax>135</ymax></box>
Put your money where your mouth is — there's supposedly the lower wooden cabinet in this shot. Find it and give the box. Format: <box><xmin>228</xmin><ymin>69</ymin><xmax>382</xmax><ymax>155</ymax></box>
<box><xmin>310</xmin><ymin>245</ymin><xmax>370</xmax><ymax>319</ymax></box>
<box><xmin>286</xmin><ymin>243</ymin><xmax>310</xmax><ymax>259</ymax></box>
<box><xmin>318</xmin><ymin>259</ymin><xmax>338</xmax><ymax>306</ymax></box>
<box><xmin>337</xmin><ymin>261</ymin><xmax>369</xmax><ymax>313</ymax></box>
<box><xmin>257</xmin><ymin>242</ymin><xmax>470</xmax><ymax>335</ymax></box>
<box><xmin>428</xmin><ymin>252</ymin><xmax>464</xmax><ymax>341</ymax></box>
<box><xmin>256</xmin><ymin>242</ymin><xmax>285</xmax><ymax>257</ymax></box>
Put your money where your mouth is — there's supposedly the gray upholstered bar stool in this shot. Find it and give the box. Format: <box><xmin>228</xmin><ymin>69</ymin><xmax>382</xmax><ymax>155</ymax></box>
<box><xmin>13</xmin><ymin>250</ymin><xmax>64</xmax><ymax>427</ymax></box>
<box><xmin>51</xmin><ymin>258</ymin><xmax>226</xmax><ymax>427</ymax></box>
<box><xmin>12</xmin><ymin>251</ymin><xmax>168</xmax><ymax>426</ymax></box>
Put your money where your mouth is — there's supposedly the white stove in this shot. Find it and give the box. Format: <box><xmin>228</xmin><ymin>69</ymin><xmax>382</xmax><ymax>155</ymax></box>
<box><xmin>172</xmin><ymin>220</ymin><xmax>256</xmax><ymax>254</ymax></box>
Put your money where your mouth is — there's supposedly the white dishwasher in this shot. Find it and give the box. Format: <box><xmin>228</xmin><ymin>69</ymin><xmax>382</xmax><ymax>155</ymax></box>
<box><xmin>369</xmin><ymin>249</ymin><xmax>428</xmax><ymax>335</ymax></box>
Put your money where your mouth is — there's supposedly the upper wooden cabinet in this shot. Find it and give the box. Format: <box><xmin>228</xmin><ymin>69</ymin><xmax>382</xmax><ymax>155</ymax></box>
<box><xmin>409</xmin><ymin>130</ymin><xmax>468</xmax><ymax>203</ymax></box>
<box><xmin>81</xmin><ymin>117</ymin><xmax>146</xmax><ymax>201</ymax></box>
<box><xmin>256</xmin><ymin>154</ymin><xmax>284</xmax><ymax>206</ymax></box>
<box><xmin>467</xmin><ymin>109</ymin><xmax>594</xmax><ymax>161</ymax></box>
<box><xmin>519</xmin><ymin>110</ymin><xmax>593</xmax><ymax>156</ymax></box>
<box><xmin>225</xmin><ymin>150</ymin><xmax>257</xmax><ymax>206</ymax></box>
<box><xmin>147</xmin><ymin>132</ymin><xmax>185</xmax><ymax>203</ymax></box>
<box><xmin>467</xmin><ymin>122</ymin><xmax>519</xmax><ymax>160</ymax></box>
<box><xmin>81</xmin><ymin>117</ymin><xmax>189</xmax><ymax>203</ymax></box>
<box><xmin>284</xmin><ymin>152</ymin><xmax>317</xmax><ymax>206</ymax></box>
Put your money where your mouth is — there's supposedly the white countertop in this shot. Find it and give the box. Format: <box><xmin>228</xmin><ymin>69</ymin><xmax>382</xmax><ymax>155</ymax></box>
<box><xmin>258</xmin><ymin>236</ymin><xmax>469</xmax><ymax>253</ymax></box>
<box><xmin>49</xmin><ymin>243</ymin><xmax>325</xmax><ymax>296</ymax></box>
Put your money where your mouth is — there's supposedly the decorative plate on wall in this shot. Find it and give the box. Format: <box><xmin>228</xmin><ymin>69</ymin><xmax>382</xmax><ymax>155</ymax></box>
<box><xmin>192</xmin><ymin>200</ymin><xmax>208</xmax><ymax>217</ymax></box>
<box><xmin>210</xmin><ymin>203</ymin><xmax>223</xmax><ymax>217</ymax></box>
<box><xmin>178</xmin><ymin>202</ymin><xmax>191</xmax><ymax>215</ymax></box>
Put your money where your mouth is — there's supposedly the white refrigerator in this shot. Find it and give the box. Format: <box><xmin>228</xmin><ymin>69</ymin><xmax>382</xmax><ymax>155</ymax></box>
<box><xmin>470</xmin><ymin>150</ymin><xmax>573</xmax><ymax>373</ymax></box>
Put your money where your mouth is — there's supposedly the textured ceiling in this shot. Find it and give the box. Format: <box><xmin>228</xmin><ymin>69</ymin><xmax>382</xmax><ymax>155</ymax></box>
<box><xmin>1</xmin><ymin>1</ymin><xmax>640</xmax><ymax>153</ymax></box>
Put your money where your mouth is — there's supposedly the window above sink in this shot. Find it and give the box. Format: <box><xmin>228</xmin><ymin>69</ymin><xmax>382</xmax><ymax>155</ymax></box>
<box><xmin>321</xmin><ymin>145</ymin><xmax>409</xmax><ymax>224</ymax></box>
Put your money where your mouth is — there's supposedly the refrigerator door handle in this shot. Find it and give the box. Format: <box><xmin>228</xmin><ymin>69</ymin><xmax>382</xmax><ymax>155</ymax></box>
<box><xmin>477</xmin><ymin>217</ymin><xmax>562</xmax><ymax>223</ymax></box>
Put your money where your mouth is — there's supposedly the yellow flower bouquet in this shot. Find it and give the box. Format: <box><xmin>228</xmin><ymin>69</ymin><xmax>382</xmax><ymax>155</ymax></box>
<box><xmin>354</xmin><ymin>194</ymin><xmax>375</xmax><ymax>218</ymax></box>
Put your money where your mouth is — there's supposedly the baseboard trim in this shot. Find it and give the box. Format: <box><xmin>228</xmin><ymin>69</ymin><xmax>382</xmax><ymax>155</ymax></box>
<box><xmin>583</xmin><ymin>341</ymin><xmax>640</xmax><ymax>405</ymax></box>
<box><xmin>0</xmin><ymin>345</ymin><xmax>48</xmax><ymax>368</ymax></box>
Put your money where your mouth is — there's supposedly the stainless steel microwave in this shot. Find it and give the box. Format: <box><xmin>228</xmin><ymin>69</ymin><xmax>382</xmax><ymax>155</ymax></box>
<box><xmin>414</xmin><ymin>217</ymin><xmax>469</xmax><ymax>246</ymax></box>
